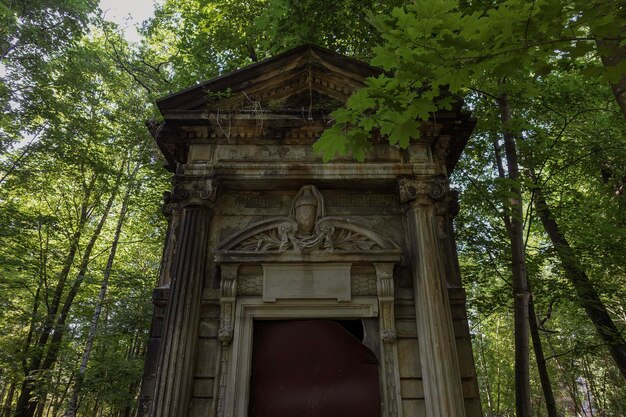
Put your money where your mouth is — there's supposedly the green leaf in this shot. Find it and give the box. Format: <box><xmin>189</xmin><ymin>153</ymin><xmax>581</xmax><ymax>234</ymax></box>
<box><xmin>446</xmin><ymin>68</ymin><xmax>471</xmax><ymax>92</ymax></box>
<box><xmin>347</xmin><ymin>88</ymin><xmax>376</xmax><ymax>111</ymax></box>
<box><xmin>371</xmin><ymin>46</ymin><xmax>399</xmax><ymax>69</ymax></box>
<box><xmin>314</xmin><ymin>125</ymin><xmax>349</xmax><ymax>161</ymax></box>
<box><xmin>387</xmin><ymin>119</ymin><xmax>421</xmax><ymax>148</ymax></box>
<box><xmin>601</xmin><ymin>60</ymin><xmax>626</xmax><ymax>84</ymax></box>
<box><xmin>347</xmin><ymin>131</ymin><xmax>372</xmax><ymax>162</ymax></box>
<box><xmin>410</xmin><ymin>0</ymin><xmax>455</xmax><ymax>18</ymax></box>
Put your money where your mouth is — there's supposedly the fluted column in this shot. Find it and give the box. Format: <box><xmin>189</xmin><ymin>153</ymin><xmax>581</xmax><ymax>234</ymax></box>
<box><xmin>399</xmin><ymin>177</ymin><xmax>466</xmax><ymax>417</ymax></box>
<box><xmin>151</xmin><ymin>177</ymin><xmax>217</xmax><ymax>417</ymax></box>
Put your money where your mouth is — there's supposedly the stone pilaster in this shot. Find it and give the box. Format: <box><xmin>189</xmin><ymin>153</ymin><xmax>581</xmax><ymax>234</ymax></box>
<box><xmin>150</xmin><ymin>177</ymin><xmax>217</xmax><ymax>417</ymax></box>
<box><xmin>399</xmin><ymin>177</ymin><xmax>466</xmax><ymax>417</ymax></box>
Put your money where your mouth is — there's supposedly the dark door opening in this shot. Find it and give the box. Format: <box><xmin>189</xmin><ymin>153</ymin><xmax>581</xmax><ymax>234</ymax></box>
<box><xmin>248</xmin><ymin>319</ymin><xmax>381</xmax><ymax>417</ymax></box>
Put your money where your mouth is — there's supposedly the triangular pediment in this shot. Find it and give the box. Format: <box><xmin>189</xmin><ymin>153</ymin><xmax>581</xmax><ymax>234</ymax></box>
<box><xmin>156</xmin><ymin>45</ymin><xmax>382</xmax><ymax>114</ymax></box>
<box><xmin>150</xmin><ymin>45</ymin><xmax>476</xmax><ymax>174</ymax></box>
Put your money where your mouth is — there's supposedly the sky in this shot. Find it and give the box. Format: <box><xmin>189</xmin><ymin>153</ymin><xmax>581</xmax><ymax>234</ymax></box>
<box><xmin>99</xmin><ymin>0</ymin><xmax>163</xmax><ymax>43</ymax></box>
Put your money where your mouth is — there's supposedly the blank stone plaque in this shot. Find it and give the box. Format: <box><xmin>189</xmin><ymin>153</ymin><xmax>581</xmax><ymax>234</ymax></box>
<box><xmin>262</xmin><ymin>263</ymin><xmax>352</xmax><ymax>302</ymax></box>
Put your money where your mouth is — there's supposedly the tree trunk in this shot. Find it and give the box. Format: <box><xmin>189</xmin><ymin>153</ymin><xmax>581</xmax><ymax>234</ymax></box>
<box><xmin>33</xmin><ymin>402</ymin><xmax>44</xmax><ymax>417</ymax></box>
<box><xmin>475</xmin><ymin>326</ymin><xmax>494</xmax><ymax>416</ymax></box>
<box><xmin>530</xmin><ymin>170</ymin><xmax>626</xmax><ymax>381</ymax></box>
<box><xmin>0</xmin><ymin>384</ymin><xmax>6</xmax><ymax>416</ymax></box>
<box><xmin>497</xmin><ymin>88</ymin><xmax>532</xmax><ymax>417</ymax></box>
<box><xmin>65</xmin><ymin>163</ymin><xmax>139</xmax><ymax>417</ymax></box>
<box><xmin>596</xmin><ymin>32</ymin><xmax>626</xmax><ymax>120</ymax></box>
<box><xmin>528</xmin><ymin>293</ymin><xmax>558</xmax><ymax>417</ymax></box>
<box><xmin>20</xmin><ymin>221</ymin><xmax>49</xmax><ymax>375</ymax></box>
<box><xmin>125</xmin><ymin>331</ymin><xmax>144</xmax><ymax>417</ymax></box>
<box><xmin>32</xmin><ymin>182</ymin><xmax>121</xmax><ymax>415</ymax></box>
<box><xmin>583</xmin><ymin>357</ymin><xmax>600</xmax><ymax>416</ymax></box>
<box><xmin>2</xmin><ymin>382</ymin><xmax>15</xmax><ymax>417</ymax></box>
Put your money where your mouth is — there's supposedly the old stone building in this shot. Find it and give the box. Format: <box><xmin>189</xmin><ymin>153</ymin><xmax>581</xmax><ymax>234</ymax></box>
<box><xmin>140</xmin><ymin>45</ymin><xmax>482</xmax><ymax>417</ymax></box>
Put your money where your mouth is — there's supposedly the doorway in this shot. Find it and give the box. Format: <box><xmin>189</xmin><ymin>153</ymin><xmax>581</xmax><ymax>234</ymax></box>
<box><xmin>248</xmin><ymin>320</ymin><xmax>381</xmax><ymax>417</ymax></box>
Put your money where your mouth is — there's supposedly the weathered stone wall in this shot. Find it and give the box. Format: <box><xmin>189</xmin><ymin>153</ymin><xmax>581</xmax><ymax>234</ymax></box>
<box><xmin>189</xmin><ymin>292</ymin><xmax>219</xmax><ymax>417</ymax></box>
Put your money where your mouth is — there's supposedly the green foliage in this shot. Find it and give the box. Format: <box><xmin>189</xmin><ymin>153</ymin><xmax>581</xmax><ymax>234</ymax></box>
<box><xmin>453</xmin><ymin>63</ymin><xmax>626</xmax><ymax>417</ymax></box>
<box><xmin>315</xmin><ymin>1</ymin><xmax>626</xmax><ymax>414</ymax></box>
<box><xmin>256</xmin><ymin>0</ymin><xmax>405</xmax><ymax>60</ymax></box>
<box><xmin>136</xmin><ymin>0</ymin><xmax>270</xmax><ymax>91</ymax></box>
<box><xmin>129</xmin><ymin>0</ymin><xmax>405</xmax><ymax>98</ymax></box>
<box><xmin>314</xmin><ymin>0</ymin><xmax>626</xmax><ymax>160</ymax></box>
<box><xmin>0</xmin><ymin>6</ymin><xmax>168</xmax><ymax>415</ymax></box>
<box><xmin>0</xmin><ymin>0</ymin><xmax>98</xmax><ymax>151</ymax></box>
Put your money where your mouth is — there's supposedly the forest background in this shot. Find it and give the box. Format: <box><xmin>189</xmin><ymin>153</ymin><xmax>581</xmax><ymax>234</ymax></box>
<box><xmin>0</xmin><ymin>0</ymin><xmax>625</xmax><ymax>416</ymax></box>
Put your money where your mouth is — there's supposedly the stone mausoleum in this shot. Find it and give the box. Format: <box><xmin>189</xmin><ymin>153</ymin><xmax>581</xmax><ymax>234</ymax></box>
<box><xmin>139</xmin><ymin>45</ymin><xmax>482</xmax><ymax>417</ymax></box>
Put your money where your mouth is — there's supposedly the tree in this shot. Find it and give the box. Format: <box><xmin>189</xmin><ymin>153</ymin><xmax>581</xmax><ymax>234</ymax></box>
<box><xmin>0</xmin><ymin>0</ymin><xmax>97</xmax><ymax>152</ymax></box>
<box><xmin>1</xmin><ymin>21</ymin><xmax>167</xmax><ymax>415</ymax></box>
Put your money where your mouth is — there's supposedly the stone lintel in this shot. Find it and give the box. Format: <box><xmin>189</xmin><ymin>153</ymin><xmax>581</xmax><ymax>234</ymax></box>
<box><xmin>215</xmin><ymin>251</ymin><xmax>401</xmax><ymax>264</ymax></box>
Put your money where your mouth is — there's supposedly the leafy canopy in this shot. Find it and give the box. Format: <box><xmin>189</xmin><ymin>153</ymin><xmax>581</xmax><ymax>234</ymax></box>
<box><xmin>314</xmin><ymin>0</ymin><xmax>626</xmax><ymax>161</ymax></box>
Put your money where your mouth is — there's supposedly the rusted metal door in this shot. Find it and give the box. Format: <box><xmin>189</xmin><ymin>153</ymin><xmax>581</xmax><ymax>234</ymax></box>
<box><xmin>248</xmin><ymin>320</ymin><xmax>381</xmax><ymax>417</ymax></box>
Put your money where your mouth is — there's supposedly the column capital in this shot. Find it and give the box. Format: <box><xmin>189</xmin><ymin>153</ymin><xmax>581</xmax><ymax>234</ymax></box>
<box><xmin>166</xmin><ymin>176</ymin><xmax>218</xmax><ymax>210</ymax></box>
<box><xmin>162</xmin><ymin>191</ymin><xmax>182</xmax><ymax>218</ymax></box>
<box><xmin>435</xmin><ymin>188</ymin><xmax>460</xmax><ymax>218</ymax></box>
<box><xmin>398</xmin><ymin>175</ymin><xmax>447</xmax><ymax>205</ymax></box>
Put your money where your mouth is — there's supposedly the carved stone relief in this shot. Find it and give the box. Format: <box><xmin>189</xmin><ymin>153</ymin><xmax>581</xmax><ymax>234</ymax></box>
<box><xmin>168</xmin><ymin>176</ymin><xmax>218</xmax><ymax>208</ymax></box>
<box><xmin>218</xmin><ymin>264</ymin><xmax>239</xmax><ymax>345</ymax></box>
<box><xmin>216</xmin><ymin>264</ymin><xmax>239</xmax><ymax>417</ymax></box>
<box><xmin>215</xmin><ymin>187</ymin><xmax>403</xmax><ymax>417</ymax></box>
<box><xmin>375</xmin><ymin>263</ymin><xmax>404</xmax><ymax>417</ymax></box>
<box><xmin>217</xmin><ymin>185</ymin><xmax>400</xmax><ymax>255</ymax></box>
<box><xmin>352</xmin><ymin>274</ymin><xmax>378</xmax><ymax>296</ymax></box>
<box><xmin>158</xmin><ymin>176</ymin><xmax>218</xmax><ymax>288</ymax></box>
<box><xmin>237</xmin><ymin>275</ymin><xmax>262</xmax><ymax>296</ymax></box>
